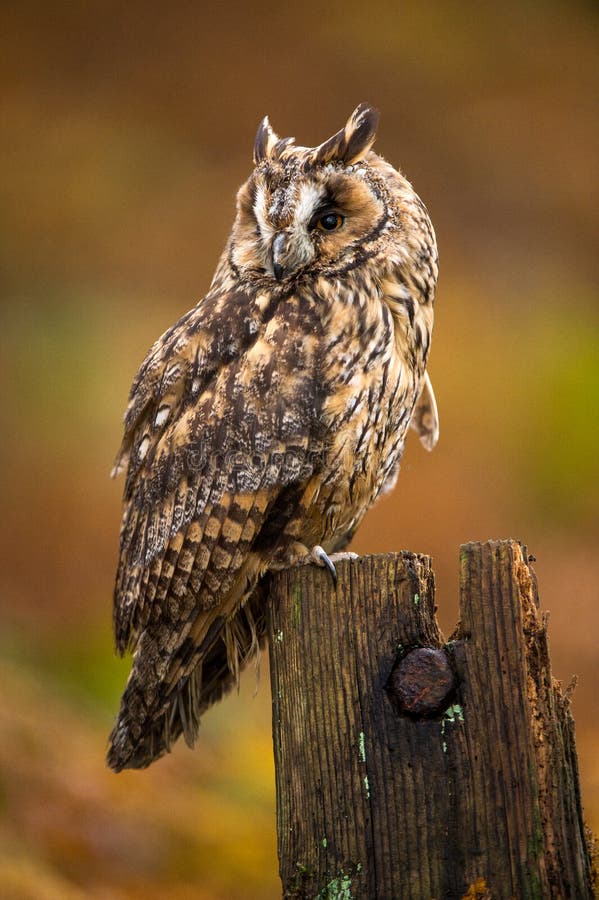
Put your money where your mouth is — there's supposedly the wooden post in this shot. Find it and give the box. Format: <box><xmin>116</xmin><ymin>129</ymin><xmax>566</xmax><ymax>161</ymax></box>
<box><xmin>267</xmin><ymin>541</ymin><xmax>593</xmax><ymax>899</ymax></box>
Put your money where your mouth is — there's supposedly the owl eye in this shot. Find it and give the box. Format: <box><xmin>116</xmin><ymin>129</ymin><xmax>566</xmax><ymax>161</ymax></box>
<box><xmin>315</xmin><ymin>212</ymin><xmax>344</xmax><ymax>232</ymax></box>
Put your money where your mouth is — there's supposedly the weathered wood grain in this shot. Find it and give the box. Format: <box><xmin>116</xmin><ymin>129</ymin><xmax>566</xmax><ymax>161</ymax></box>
<box><xmin>267</xmin><ymin>541</ymin><xmax>592</xmax><ymax>899</ymax></box>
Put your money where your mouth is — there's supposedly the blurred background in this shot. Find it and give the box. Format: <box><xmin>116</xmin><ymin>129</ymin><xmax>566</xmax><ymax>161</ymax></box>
<box><xmin>1</xmin><ymin>1</ymin><xmax>597</xmax><ymax>896</ymax></box>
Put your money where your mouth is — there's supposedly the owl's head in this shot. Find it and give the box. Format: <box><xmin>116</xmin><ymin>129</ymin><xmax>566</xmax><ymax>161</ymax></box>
<box><xmin>228</xmin><ymin>104</ymin><xmax>436</xmax><ymax>300</ymax></box>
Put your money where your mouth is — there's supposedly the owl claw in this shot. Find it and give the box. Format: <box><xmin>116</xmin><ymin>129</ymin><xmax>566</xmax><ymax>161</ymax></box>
<box><xmin>310</xmin><ymin>545</ymin><xmax>338</xmax><ymax>581</ymax></box>
<box><xmin>306</xmin><ymin>547</ymin><xmax>359</xmax><ymax>582</ymax></box>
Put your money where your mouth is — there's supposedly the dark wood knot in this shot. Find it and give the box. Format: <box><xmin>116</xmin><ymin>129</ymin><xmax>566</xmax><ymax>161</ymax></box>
<box><xmin>388</xmin><ymin>647</ymin><xmax>456</xmax><ymax>718</ymax></box>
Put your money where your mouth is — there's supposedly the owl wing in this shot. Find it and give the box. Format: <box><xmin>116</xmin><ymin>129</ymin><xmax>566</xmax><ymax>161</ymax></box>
<box><xmin>109</xmin><ymin>287</ymin><xmax>326</xmax><ymax>770</ymax></box>
<box><xmin>410</xmin><ymin>370</ymin><xmax>439</xmax><ymax>450</ymax></box>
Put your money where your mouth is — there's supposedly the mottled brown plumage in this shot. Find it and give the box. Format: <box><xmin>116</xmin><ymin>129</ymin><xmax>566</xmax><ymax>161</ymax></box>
<box><xmin>108</xmin><ymin>104</ymin><xmax>439</xmax><ymax>771</ymax></box>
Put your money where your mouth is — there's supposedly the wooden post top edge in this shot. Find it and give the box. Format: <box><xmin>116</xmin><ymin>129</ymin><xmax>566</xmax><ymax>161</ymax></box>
<box><xmin>459</xmin><ymin>537</ymin><xmax>532</xmax><ymax>557</ymax></box>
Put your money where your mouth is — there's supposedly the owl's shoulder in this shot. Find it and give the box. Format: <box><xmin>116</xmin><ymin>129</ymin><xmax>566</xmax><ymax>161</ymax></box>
<box><xmin>113</xmin><ymin>284</ymin><xmax>331</xmax><ymax>491</ymax></box>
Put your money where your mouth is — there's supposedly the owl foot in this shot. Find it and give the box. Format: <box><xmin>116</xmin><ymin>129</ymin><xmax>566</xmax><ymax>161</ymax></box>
<box><xmin>302</xmin><ymin>546</ymin><xmax>359</xmax><ymax>583</ymax></box>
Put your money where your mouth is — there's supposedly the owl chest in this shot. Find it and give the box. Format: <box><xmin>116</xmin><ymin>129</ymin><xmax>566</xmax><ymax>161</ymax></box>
<box><xmin>320</xmin><ymin>307</ymin><xmax>419</xmax><ymax>509</ymax></box>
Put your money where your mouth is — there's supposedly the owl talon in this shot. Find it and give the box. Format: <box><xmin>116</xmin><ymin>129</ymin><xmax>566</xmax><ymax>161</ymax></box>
<box><xmin>306</xmin><ymin>548</ymin><xmax>359</xmax><ymax>581</ymax></box>
<box><xmin>308</xmin><ymin>545</ymin><xmax>338</xmax><ymax>582</ymax></box>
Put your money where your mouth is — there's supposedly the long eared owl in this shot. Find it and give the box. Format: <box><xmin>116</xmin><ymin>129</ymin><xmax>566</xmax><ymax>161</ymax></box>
<box><xmin>108</xmin><ymin>104</ymin><xmax>439</xmax><ymax>771</ymax></box>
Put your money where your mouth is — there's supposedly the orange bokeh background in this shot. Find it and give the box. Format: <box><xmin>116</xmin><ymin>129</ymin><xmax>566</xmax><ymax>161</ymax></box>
<box><xmin>1</xmin><ymin>2</ymin><xmax>597</xmax><ymax>897</ymax></box>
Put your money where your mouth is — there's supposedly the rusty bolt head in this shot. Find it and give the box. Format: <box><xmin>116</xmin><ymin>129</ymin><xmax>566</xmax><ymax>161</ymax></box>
<box><xmin>388</xmin><ymin>647</ymin><xmax>456</xmax><ymax>717</ymax></box>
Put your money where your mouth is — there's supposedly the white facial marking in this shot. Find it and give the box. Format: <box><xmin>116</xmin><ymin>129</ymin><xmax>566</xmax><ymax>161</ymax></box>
<box><xmin>254</xmin><ymin>184</ymin><xmax>274</xmax><ymax>240</ymax></box>
<box><xmin>295</xmin><ymin>183</ymin><xmax>325</xmax><ymax>227</ymax></box>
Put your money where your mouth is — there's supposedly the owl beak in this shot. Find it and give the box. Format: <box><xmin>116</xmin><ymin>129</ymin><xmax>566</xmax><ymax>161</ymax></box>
<box><xmin>271</xmin><ymin>233</ymin><xmax>286</xmax><ymax>281</ymax></box>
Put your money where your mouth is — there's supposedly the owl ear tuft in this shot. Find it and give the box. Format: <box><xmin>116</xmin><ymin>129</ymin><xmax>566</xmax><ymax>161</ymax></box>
<box><xmin>314</xmin><ymin>103</ymin><xmax>380</xmax><ymax>166</ymax></box>
<box><xmin>343</xmin><ymin>103</ymin><xmax>380</xmax><ymax>163</ymax></box>
<box><xmin>253</xmin><ymin>116</ymin><xmax>281</xmax><ymax>164</ymax></box>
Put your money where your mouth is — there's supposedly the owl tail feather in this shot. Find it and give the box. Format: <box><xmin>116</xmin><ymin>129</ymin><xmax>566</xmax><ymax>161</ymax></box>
<box><xmin>107</xmin><ymin>589</ymin><xmax>267</xmax><ymax>772</ymax></box>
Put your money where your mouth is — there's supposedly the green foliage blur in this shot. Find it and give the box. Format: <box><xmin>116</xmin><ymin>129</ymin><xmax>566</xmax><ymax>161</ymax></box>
<box><xmin>1</xmin><ymin>1</ymin><xmax>597</xmax><ymax>896</ymax></box>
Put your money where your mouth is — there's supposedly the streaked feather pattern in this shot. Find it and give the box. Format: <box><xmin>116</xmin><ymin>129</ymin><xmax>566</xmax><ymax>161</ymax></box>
<box><xmin>108</xmin><ymin>104</ymin><xmax>439</xmax><ymax>771</ymax></box>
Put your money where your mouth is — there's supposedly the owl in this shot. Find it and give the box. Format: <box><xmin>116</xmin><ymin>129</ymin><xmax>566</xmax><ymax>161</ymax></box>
<box><xmin>108</xmin><ymin>104</ymin><xmax>439</xmax><ymax>772</ymax></box>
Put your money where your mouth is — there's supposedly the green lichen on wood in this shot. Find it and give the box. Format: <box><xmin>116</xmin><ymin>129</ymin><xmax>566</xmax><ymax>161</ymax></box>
<box><xmin>459</xmin><ymin>548</ymin><xmax>469</xmax><ymax>577</ymax></box>
<box><xmin>444</xmin><ymin>703</ymin><xmax>464</xmax><ymax>723</ymax></box>
<box><xmin>441</xmin><ymin>703</ymin><xmax>465</xmax><ymax>752</ymax></box>
<box><xmin>286</xmin><ymin>862</ymin><xmax>314</xmax><ymax>897</ymax></box>
<box><xmin>317</xmin><ymin>874</ymin><xmax>353</xmax><ymax>899</ymax></box>
<box><xmin>358</xmin><ymin>731</ymin><xmax>366</xmax><ymax>763</ymax></box>
<box><xmin>291</xmin><ymin>580</ymin><xmax>302</xmax><ymax>628</ymax></box>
